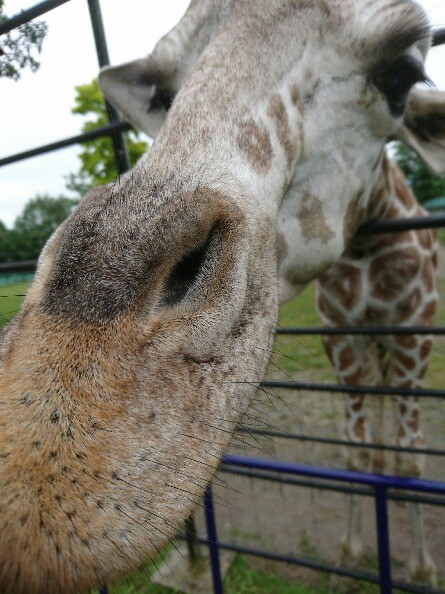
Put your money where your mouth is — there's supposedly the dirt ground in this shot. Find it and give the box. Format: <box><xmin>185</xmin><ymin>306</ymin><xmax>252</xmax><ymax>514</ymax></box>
<box><xmin>191</xmin><ymin>249</ymin><xmax>445</xmax><ymax>592</ymax></box>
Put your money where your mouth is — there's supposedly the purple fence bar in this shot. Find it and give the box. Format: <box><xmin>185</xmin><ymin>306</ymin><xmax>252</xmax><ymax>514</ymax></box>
<box><xmin>206</xmin><ymin>455</ymin><xmax>445</xmax><ymax>594</ymax></box>
<box><xmin>204</xmin><ymin>487</ymin><xmax>224</xmax><ymax>594</ymax></box>
<box><xmin>222</xmin><ymin>455</ymin><xmax>445</xmax><ymax>495</ymax></box>
<box><xmin>374</xmin><ymin>486</ymin><xmax>392</xmax><ymax>594</ymax></box>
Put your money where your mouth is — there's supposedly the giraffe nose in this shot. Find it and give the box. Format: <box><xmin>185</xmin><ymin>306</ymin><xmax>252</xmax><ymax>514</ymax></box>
<box><xmin>161</xmin><ymin>223</ymin><xmax>220</xmax><ymax>307</ymax></box>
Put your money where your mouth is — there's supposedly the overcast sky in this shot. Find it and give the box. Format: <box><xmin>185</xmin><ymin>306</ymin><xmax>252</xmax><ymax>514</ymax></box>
<box><xmin>1</xmin><ymin>0</ymin><xmax>445</xmax><ymax>228</ymax></box>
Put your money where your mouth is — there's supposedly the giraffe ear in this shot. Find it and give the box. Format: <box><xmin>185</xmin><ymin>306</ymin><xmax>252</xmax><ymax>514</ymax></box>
<box><xmin>396</xmin><ymin>88</ymin><xmax>445</xmax><ymax>175</ymax></box>
<box><xmin>98</xmin><ymin>56</ymin><xmax>175</xmax><ymax>140</ymax></box>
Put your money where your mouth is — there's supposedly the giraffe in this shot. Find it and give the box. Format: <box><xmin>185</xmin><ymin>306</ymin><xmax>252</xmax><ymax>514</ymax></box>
<box><xmin>1</xmin><ymin>1</ymin><xmax>445</xmax><ymax>593</ymax></box>
<box><xmin>316</xmin><ymin>155</ymin><xmax>439</xmax><ymax>586</ymax></box>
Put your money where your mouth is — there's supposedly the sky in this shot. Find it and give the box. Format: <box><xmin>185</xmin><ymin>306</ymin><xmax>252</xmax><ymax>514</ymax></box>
<box><xmin>1</xmin><ymin>0</ymin><xmax>445</xmax><ymax>228</ymax></box>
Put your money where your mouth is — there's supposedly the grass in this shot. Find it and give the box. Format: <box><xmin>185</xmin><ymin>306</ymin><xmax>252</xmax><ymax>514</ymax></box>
<box><xmin>272</xmin><ymin>284</ymin><xmax>335</xmax><ymax>381</ymax></box>
<box><xmin>224</xmin><ymin>556</ymin><xmax>334</xmax><ymax>594</ymax></box>
<box><xmin>105</xmin><ymin>554</ymin><xmax>338</xmax><ymax>594</ymax></box>
<box><xmin>0</xmin><ymin>281</ymin><xmax>29</xmax><ymax>327</ymax></box>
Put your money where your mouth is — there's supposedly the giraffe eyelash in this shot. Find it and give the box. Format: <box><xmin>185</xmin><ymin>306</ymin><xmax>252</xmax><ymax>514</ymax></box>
<box><xmin>371</xmin><ymin>55</ymin><xmax>432</xmax><ymax>117</ymax></box>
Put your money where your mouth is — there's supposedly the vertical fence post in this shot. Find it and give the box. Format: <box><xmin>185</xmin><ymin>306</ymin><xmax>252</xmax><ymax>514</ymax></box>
<box><xmin>185</xmin><ymin>514</ymin><xmax>203</xmax><ymax>564</ymax></box>
<box><xmin>86</xmin><ymin>0</ymin><xmax>131</xmax><ymax>175</ymax></box>
<box><xmin>374</xmin><ymin>485</ymin><xmax>392</xmax><ymax>594</ymax></box>
<box><xmin>204</xmin><ymin>486</ymin><xmax>224</xmax><ymax>594</ymax></box>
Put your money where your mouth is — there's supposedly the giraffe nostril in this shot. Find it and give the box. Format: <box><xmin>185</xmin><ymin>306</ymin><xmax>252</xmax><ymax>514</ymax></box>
<box><xmin>162</xmin><ymin>225</ymin><xmax>220</xmax><ymax>306</ymax></box>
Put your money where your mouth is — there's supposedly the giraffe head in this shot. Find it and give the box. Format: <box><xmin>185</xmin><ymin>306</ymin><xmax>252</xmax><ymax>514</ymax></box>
<box><xmin>1</xmin><ymin>1</ymin><xmax>445</xmax><ymax>592</ymax></box>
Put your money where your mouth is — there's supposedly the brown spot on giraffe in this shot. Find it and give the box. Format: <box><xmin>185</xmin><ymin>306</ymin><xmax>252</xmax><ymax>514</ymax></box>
<box><xmin>353</xmin><ymin>416</ymin><xmax>367</xmax><ymax>441</ymax></box>
<box><xmin>319</xmin><ymin>263</ymin><xmax>362</xmax><ymax>310</ymax></box>
<box><xmin>351</xmin><ymin>396</ymin><xmax>365</xmax><ymax>412</ymax></box>
<box><xmin>418</xmin><ymin>364</ymin><xmax>428</xmax><ymax>379</ymax></box>
<box><xmin>399</xmin><ymin>402</ymin><xmax>408</xmax><ymax>416</ymax></box>
<box><xmin>385</xmin><ymin>203</ymin><xmax>404</xmax><ymax>219</ymax></box>
<box><xmin>397</xmin><ymin>425</ymin><xmax>406</xmax><ymax>440</ymax></box>
<box><xmin>343</xmin><ymin>369</ymin><xmax>364</xmax><ymax>385</ymax></box>
<box><xmin>393</xmin><ymin>166</ymin><xmax>416</xmax><ymax>209</ymax></box>
<box><xmin>432</xmin><ymin>250</ymin><xmax>438</xmax><ymax>269</ymax></box>
<box><xmin>417</xmin><ymin>228</ymin><xmax>434</xmax><ymax>250</ymax></box>
<box><xmin>267</xmin><ymin>94</ymin><xmax>296</xmax><ymax>168</ymax></box>
<box><xmin>322</xmin><ymin>335</ymin><xmax>343</xmax><ymax>349</ymax></box>
<box><xmin>289</xmin><ymin>83</ymin><xmax>300</xmax><ymax>107</ymax></box>
<box><xmin>342</xmin><ymin>190</ymin><xmax>366</xmax><ymax>243</ymax></box>
<box><xmin>420</xmin><ymin>301</ymin><xmax>437</xmax><ymax>324</ymax></box>
<box><xmin>381</xmin><ymin>154</ymin><xmax>392</xmax><ymax>192</ymax></box>
<box><xmin>396</xmin><ymin>287</ymin><xmax>422</xmax><ymax>323</ymax></box>
<box><xmin>421</xmin><ymin>260</ymin><xmax>435</xmax><ymax>293</ymax></box>
<box><xmin>420</xmin><ymin>339</ymin><xmax>433</xmax><ymax>359</ymax></box>
<box><xmin>275</xmin><ymin>232</ymin><xmax>289</xmax><ymax>263</ymax></box>
<box><xmin>407</xmin><ymin>408</ymin><xmax>420</xmax><ymax>432</ymax></box>
<box><xmin>317</xmin><ymin>296</ymin><xmax>347</xmax><ymax>326</ymax></box>
<box><xmin>297</xmin><ymin>191</ymin><xmax>335</xmax><ymax>245</ymax></box>
<box><xmin>338</xmin><ymin>346</ymin><xmax>355</xmax><ymax>370</ymax></box>
<box><xmin>370</xmin><ymin>247</ymin><xmax>421</xmax><ymax>301</ymax></box>
<box><xmin>236</xmin><ymin>119</ymin><xmax>273</xmax><ymax>175</ymax></box>
<box><xmin>376</xmin><ymin>230</ymin><xmax>414</xmax><ymax>249</ymax></box>
<box><xmin>394</xmin><ymin>350</ymin><xmax>416</xmax><ymax>371</ymax></box>
<box><xmin>395</xmin><ymin>335</ymin><xmax>418</xmax><ymax>349</ymax></box>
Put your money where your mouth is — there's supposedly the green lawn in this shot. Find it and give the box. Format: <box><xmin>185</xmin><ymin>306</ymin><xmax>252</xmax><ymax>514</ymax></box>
<box><xmin>0</xmin><ymin>281</ymin><xmax>29</xmax><ymax>327</ymax></box>
<box><xmin>106</xmin><ymin>555</ymin><xmax>338</xmax><ymax>594</ymax></box>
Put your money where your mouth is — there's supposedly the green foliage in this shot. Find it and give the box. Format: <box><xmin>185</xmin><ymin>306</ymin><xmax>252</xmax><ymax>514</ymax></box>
<box><xmin>0</xmin><ymin>0</ymin><xmax>47</xmax><ymax>80</ymax></box>
<box><xmin>224</xmin><ymin>556</ymin><xmax>334</xmax><ymax>594</ymax></box>
<box><xmin>67</xmin><ymin>79</ymin><xmax>148</xmax><ymax>195</ymax></box>
<box><xmin>0</xmin><ymin>195</ymin><xmax>78</xmax><ymax>263</ymax></box>
<box><xmin>393</xmin><ymin>143</ymin><xmax>445</xmax><ymax>204</ymax></box>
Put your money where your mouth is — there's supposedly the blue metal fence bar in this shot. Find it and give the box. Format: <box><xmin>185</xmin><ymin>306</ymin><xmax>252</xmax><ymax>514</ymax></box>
<box><xmin>204</xmin><ymin>487</ymin><xmax>224</xmax><ymax>594</ymax></box>
<box><xmin>210</xmin><ymin>455</ymin><xmax>445</xmax><ymax>594</ymax></box>
<box><xmin>375</xmin><ymin>486</ymin><xmax>392</xmax><ymax>594</ymax></box>
<box><xmin>222</xmin><ymin>455</ymin><xmax>445</xmax><ymax>498</ymax></box>
<box><xmin>219</xmin><ymin>465</ymin><xmax>445</xmax><ymax>507</ymax></box>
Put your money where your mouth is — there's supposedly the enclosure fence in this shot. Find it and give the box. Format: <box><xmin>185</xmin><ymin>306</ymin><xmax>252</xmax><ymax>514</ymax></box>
<box><xmin>1</xmin><ymin>2</ymin><xmax>445</xmax><ymax>594</ymax></box>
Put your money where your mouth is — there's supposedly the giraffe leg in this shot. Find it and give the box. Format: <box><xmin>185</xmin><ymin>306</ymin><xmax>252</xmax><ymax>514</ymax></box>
<box><xmin>388</xmin><ymin>335</ymin><xmax>437</xmax><ymax>587</ymax></box>
<box><xmin>341</xmin><ymin>394</ymin><xmax>372</xmax><ymax>564</ymax></box>
<box><xmin>322</xmin><ymin>337</ymin><xmax>380</xmax><ymax>567</ymax></box>
<box><xmin>394</xmin><ymin>395</ymin><xmax>437</xmax><ymax>587</ymax></box>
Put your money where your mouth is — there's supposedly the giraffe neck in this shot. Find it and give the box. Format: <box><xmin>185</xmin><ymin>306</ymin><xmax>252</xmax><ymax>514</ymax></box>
<box><xmin>367</xmin><ymin>154</ymin><xmax>419</xmax><ymax>222</ymax></box>
<box><xmin>348</xmin><ymin>152</ymin><xmax>425</xmax><ymax>253</ymax></box>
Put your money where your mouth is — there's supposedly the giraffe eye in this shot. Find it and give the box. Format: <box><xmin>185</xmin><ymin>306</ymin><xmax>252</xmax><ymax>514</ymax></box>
<box><xmin>372</xmin><ymin>55</ymin><xmax>429</xmax><ymax>116</ymax></box>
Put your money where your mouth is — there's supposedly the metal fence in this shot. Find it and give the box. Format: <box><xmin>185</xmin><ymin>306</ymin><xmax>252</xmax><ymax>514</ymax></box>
<box><xmin>1</xmin><ymin>2</ymin><xmax>445</xmax><ymax>594</ymax></box>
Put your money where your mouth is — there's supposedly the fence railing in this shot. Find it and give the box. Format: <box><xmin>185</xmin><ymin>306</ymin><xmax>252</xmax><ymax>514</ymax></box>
<box><xmin>2</xmin><ymin>2</ymin><xmax>445</xmax><ymax>594</ymax></box>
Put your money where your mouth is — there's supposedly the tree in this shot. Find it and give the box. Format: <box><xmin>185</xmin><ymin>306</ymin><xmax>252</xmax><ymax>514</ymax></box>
<box><xmin>0</xmin><ymin>220</ymin><xmax>14</xmax><ymax>262</ymax></box>
<box><xmin>0</xmin><ymin>195</ymin><xmax>78</xmax><ymax>263</ymax></box>
<box><xmin>394</xmin><ymin>143</ymin><xmax>445</xmax><ymax>204</ymax></box>
<box><xmin>0</xmin><ymin>0</ymin><xmax>47</xmax><ymax>80</ymax></box>
<box><xmin>66</xmin><ymin>79</ymin><xmax>148</xmax><ymax>195</ymax></box>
